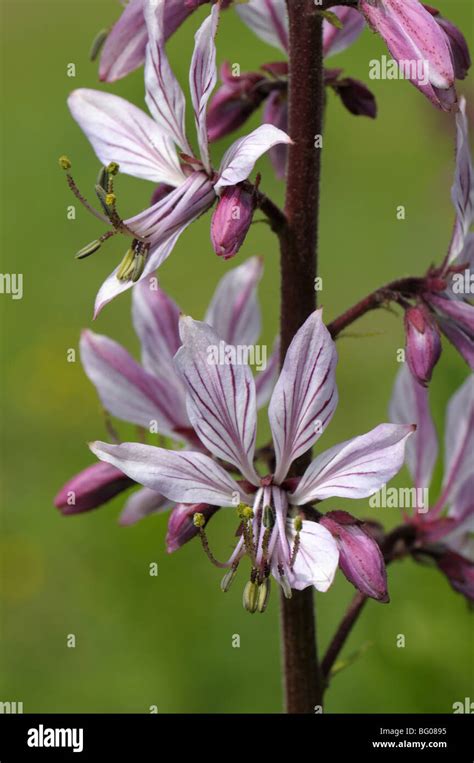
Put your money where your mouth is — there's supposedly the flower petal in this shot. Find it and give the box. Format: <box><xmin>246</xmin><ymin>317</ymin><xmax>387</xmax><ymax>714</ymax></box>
<box><xmin>189</xmin><ymin>4</ymin><xmax>219</xmax><ymax>172</ymax></box>
<box><xmin>439</xmin><ymin>374</ymin><xmax>474</xmax><ymax>509</ymax></box>
<box><xmin>93</xmin><ymin>173</ymin><xmax>215</xmax><ymax>317</ymax></box>
<box><xmin>323</xmin><ymin>7</ymin><xmax>365</xmax><ymax>58</ymax></box>
<box><xmin>285</xmin><ymin>519</ymin><xmax>339</xmax><ymax>592</ymax></box>
<box><xmin>99</xmin><ymin>0</ymin><xmax>199</xmax><ymax>83</ymax></box>
<box><xmin>67</xmin><ymin>89</ymin><xmax>186</xmax><ymax>186</ymax></box>
<box><xmin>447</xmin><ymin>97</ymin><xmax>474</xmax><ymax>265</ymax></box>
<box><xmin>80</xmin><ymin>329</ymin><xmax>189</xmax><ymax>436</ymax></box>
<box><xmin>204</xmin><ymin>256</ymin><xmax>263</xmax><ymax>346</ymax></box>
<box><xmin>389</xmin><ymin>365</ymin><xmax>438</xmax><ymax>491</ymax></box>
<box><xmin>215</xmin><ymin>124</ymin><xmax>292</xmax><ymax>192</ymax></box>
<box><xmin>132</xmin><ymin>277</ymin><xmax>185</xmax><ymax>389</ymax></box>
<box><xmin>175</xmin><ymin>317</ymin><xmax>259</xmax><ymax>483</ymax></box>
<box><xmin>290</xmin><ymin>423</ymin><xmax>415</xmax><ymax>504</ymax></box>
<box><xmin>269</xmin><ymin>309</ymin><xmax>338</xmax><ymax>483</ymax></box>
<box><xmin>90</xmin><ymin>441</ymin><xmax>250</xmax><ymax>506</ymax></box>
<box><xmin>236</xmin><ymin>0</ymin><xmax>289</xmax><ymax>53</ymax></box>
<box><xmin>255</xmin><ymin>337</ymin><xmax>280</xmax><ymax>409</ymax></box>
<box><xmin>144</xmin><ymin>0</ymin><xmax>191</xmax><ymax>153</ymax></box>
<box><xmin>119</xmin><ymin>487</ymin><xmax>169</xmax><ymax>526</ymax></box>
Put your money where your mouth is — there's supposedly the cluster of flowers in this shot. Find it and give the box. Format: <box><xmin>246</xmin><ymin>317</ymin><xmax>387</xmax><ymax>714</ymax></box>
<box><xmin>56</xmin><ymin>1</ymin><xmax>473</xmax><ymax>611</ymax></box>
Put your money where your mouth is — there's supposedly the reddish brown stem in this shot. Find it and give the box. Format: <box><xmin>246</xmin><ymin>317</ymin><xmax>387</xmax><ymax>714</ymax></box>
<box><xmin>279</xmin><ymin>0</ymin><xmax>325</xmax><ymax>715</ymax></box>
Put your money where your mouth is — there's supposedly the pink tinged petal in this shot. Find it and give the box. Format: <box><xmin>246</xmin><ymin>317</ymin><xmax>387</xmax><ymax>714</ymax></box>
<box><xmin>175</xmin><ymin>317</ymin><xmax>260</xmax><ymax>484</ymax></box>
<box><xmin>166</xmin><ymin>503</ymin><xmax>219</xmax><ymax>552</ymax></box>
<box><xmin>404</xmin><ymin>304</ymin><xmax>442</xmax><ymax>386</ymax></box>
<box><xmin>269</xmin><ymin>309</ymin><xmax>338</xmax><ymax>484</ymax></box>
<box><xmin>204</xmin><ymin>256</ymin><xmax>263</xmax><ymax>346</ymax></box>
<box><xmin>99</xmin><ymin>0</ymin><xmax>148</xmax><ymax>83</ymax></box>
<box><xmin>99</xmin><ymin>0</ymin><xmax>201</xmax><ymax>83</ymax></box>
<box><xmin>438</xmin><ymin>375</ymin><xmax>474</xmax><ymax>510</ymax></box>
<box><xmin>447</xmin><ymin>98</ymin><xmax>474</xmax><ymax>265</ymax></box>
<box><xmin>323</xmin><ymin>7</ymin><xmax>365</xmax><ymax>58</ymax></box>
<box><xmin>210</xmin><ymin>184</ymin><xmax>256</xmax><ymax>260</ymax></box>
<box><xmin>437</xmin><ymin>318</ymin><xmax>474</xmax><ymax>370</ymax></box>
<box><xmin>119</xmin><ymin>487</ymin><xmax>169</xmax><ymax>526</ymax></box>
<box><xmin>80</xmin><ymin>330</ymin><xmax>188</xmax><ymax>437</ymax></box>
<box><xmin>389</xmin><ymin>365</ymin><xmax>438</xmax><ymax>492</ymax></box>
<box><xmin>189</xmin><ymin>4</ymin><xmax>219</xmax><ymax>172</ymax></box>
<box><xmin>67</xmin><ymin>89</ymin><xmax>186</xmax><ymax>186</ymax></box>
<box><xmin>435</xmin><ymin>551</ymin><xmax>474</xmax><ymax>602</ymax></box>
<box><xmin>132</xmin><ymin>278</ymin><xmax>188</xmax><ymax>413</ymax></box>
<box><xmin>427</xmin><ymin>295</ymin><xmax>474</xmax><ymax>336</ymax></box>
<box><xmin>90</xmin><ymin>441</ymin><xmax>251</xmax><ymax>506</ymax></box>
<box><xmin>360</xmin><ymin>0</ymin><xmax>454</xmax><ymax>89</ymax></box>
<box><xmin>54</xmin><ymin>462</ymin><xmax>133</xmax><ymax>515</ymax></box>
<box><xmin>126</xmin><ymin>172</ymin><xmax>216</xmax><ymax>246</ymax></box>
<box><xmin>215</xmin><ymin>124</ymin><xmax>292</xmax><ymax>192</ymax></box>
<box><xmin>93</xmin><ymin>228</ymin><xmax>183</xmax><ymax>318</ymax></box>
<box><xmin>93</xmin><ymin>174</ymin><xmax>216</xmax><ymax>317</ymax></box>
<box><xmin>255</xmin><ymin>337</ymin><xmax>280</xmax><ymax>409</ymax></box>
<box><xmin>290</xmin><ymin>423</ymin><xmax>415</xmax><ymax>505</ymax></box>
<box><xmin>425</xmin><ymin>7</ymin><xmax>471</xmax><ymax>80</ymax></box>
<box><xmin>263</xmin><ymin>92</ymin><xmax>288</xmax><ymax>179</ymax></box>
<box><xmin>236</xmin><ymin>0</ymin><xmax>289</xmax><ymax>53</ymax></box>
<box><xmin>448</xmin><ymin>474</ymin><xmax>474</xmax><ymax>524</ymax></box>
<box><xmin>320</xmin><ymin>511</ymin><xmax>389</xmax><ymax>602</ymax></box>
<box><xmin>144</xmin><ymin>0</ymin><xmax>191</xmax><ymax>153</ymax></box>
<box><xmin>207</xmin><ymin>66</ymin><xmax>266</xmax><ymax>142</ymax></box>
<box><xmin>285</xmin><ymin>519</ymin><xmax>339</xmax><ymax>592</ymax></box>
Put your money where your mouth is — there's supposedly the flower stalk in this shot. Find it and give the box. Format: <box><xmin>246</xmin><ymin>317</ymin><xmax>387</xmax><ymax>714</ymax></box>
<box><xmin>279</xmin><ymin>0</ymin><xmax>326</xmax><ymax>715</ymax></box>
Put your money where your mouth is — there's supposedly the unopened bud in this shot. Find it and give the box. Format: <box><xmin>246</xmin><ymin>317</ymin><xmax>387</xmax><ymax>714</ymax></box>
<box><xmin>404</xmin><ymin>304</ymin><xmax>441</xmax><ymax>386</ymax></box>
<box><xmin>211</xmin><ymin>184</ymin><xmax>255</xmax><ymax>260</ymax></box>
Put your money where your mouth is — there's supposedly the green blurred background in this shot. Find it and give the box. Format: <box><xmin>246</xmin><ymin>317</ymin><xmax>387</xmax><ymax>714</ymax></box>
<box><xmin>1</xmin><ymin>0</ymin><xmax>473</xmax><ymax>713</ymax></box>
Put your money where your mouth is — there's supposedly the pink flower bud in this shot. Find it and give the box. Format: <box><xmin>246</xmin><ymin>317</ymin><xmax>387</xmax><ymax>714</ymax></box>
<box><xmin>211</xmin><ymin>184</ymin><xmax>255</xmax><ymax>260</ymax></box>
<box><xmin>320</xmin><ymin>511</ymin><xmax>389</xmax><ymax>602</ymax></box>
<box><xmin>166</xmin><ymin>503</ymin><xmax>218</xmax><ymax>553</ymax></box>
<box><xmin>404</xmin><ymin>305</ymin><xmax>442</xmax><ymax>386</ymax></box>
<box><xmin>54</xmin><ymin>462</ymin><xmax>133</xmax><ymax>515</ymax></box>
<box><xmin>360</xmin><ymin>0</ymin><xmax>458</xmax><ymax>111</ymax></box>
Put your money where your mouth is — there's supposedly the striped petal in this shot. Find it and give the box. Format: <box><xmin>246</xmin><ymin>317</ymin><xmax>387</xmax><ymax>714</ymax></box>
<box><xmin>189</xmin><ymin>4</ymin><xmax>219</xmax><ymax>172</ymax></box>
<box><xmin>269</xmin><ymin>310</ymin><xmax>338</xmax><ymax>483</ymax></box>
<box><xmin>215</xmin><ymin>124</ymin><xmax>292</xmax><ymax>192</ymax></box>
<box><xmin>290</xmin><ymin>423</ymin><xmax>415</xmax><ymax>505</ymax></box>
<box><xmin>389</xmin><ymin>365</ymin><xmax>438</xmax><ymax>492</ymax></box>
<box><xmin>67</xmin><ymin>89</ymin><xmax>185</xmax><ymax>186</ymax></box>
<box><xmin>175</xmin><ymin>317</ymin><xmax>259</xmax><ymax>484</ymax></box>
<box><xmin>90</xmin><ymin>441</ymin><xmax>251</xmax><ymax>506</ymax></box>
<box><xmin>204</xmin><ymin>256</ymin><xmax>263</xmax><ymax>346</ymax></box>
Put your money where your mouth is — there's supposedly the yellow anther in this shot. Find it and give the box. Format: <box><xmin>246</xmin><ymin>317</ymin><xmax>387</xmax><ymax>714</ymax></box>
<box><xmin>105</xmin><ymin>193</ymin><xmax>116</xmax><ymax>207</ymax></box>
<box><xmin>106</xmin><ymin>162</ymin><xmax>120</xmax><ymax>175</ymax></box>
<box><xmin>59</xmin><ymin>155</ymin><xmax>71</xmax><ymax>170</ymax></box>
<box><xmin>193</xmin><ymin>512</ymin><xmax>206</xmax><ymax>528</ymax></box>
<box><xmin>294</xmin><ymin>516</ymin><xmax>303</xmax><ymax>533</ymax></box>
